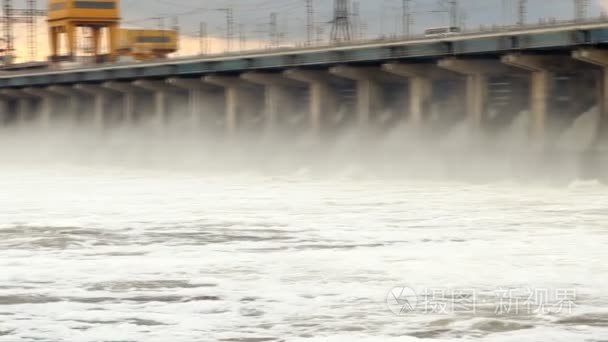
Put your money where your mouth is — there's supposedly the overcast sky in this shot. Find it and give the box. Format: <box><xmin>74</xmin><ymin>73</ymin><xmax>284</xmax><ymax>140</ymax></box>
<box><xmin>115</xmin><ymin>0</ymin><xmax>607</xmax><ymax>41</ymax></box>
<box><xmin>7</xmin><ymin>0</ymin><xmax>608</xmax><ymax>59</ymax></box>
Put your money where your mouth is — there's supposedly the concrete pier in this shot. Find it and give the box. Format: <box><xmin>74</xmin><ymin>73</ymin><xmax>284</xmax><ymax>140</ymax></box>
<box><xmin>103</xmin><ymin>81</ymin><xmax>139</xmax><ymax>124</ymax></box>
<box><xmin>573</xmin><ymin>48</ymin><xmax>608</xmax><ymax>143</ymax></box>
<box><xmin>329</xmin><ymin>66</ymin><xmax>383</xmax><ymax>129</ymax></box>
<box><xmin>501</xmin><ymin>54</ymin><xmax>555</xmax><ymax>141</ymax></box>
<box><xmin>23</xmin><ymin>88</ymin><xmax>54</xmax><ymax>127</ymax></box>
<box><xmin>202</xmin><ymin>75</ymin><xmax>258</xmax><ymax>136</ymax></box>
<box><xmin>166</xmin><ymin>78</ymin><xmax>212</xmax><ymax>127</ymax></box>
<box><xmin>0</xmin><ymin>89</ymin><xmax>34</xmax><ymax>125</ymax></box>
<box><xmin>48</xmin><ymin>85</ymin><xmax>81</xmax><ymax>123</ymax></box>
<box><xmin>74</xmin><ymin>84</ymin><xmax>114</xmax><ymax>129</ymax></box>
<box><xmin>284</xmin><ymin>69</ymin><xmax>336</xmax><ymax>135</ymax></box>
<box><xmin>382</xmin><ymin>63</ymin><xmax>448</xmax><ymax>125</ymax></box>
<box><xmin>241</xmin><ymin>72</ymin><xmax>303</xmax><ymax>133</ymax></box>
<box><xmin>438</xmin><ymin>58</ymin><xmax>511</xmax><ymax>131</ymax></box>
<box><xmin>132</xmin><ymin>80</ymin><xmax>175</xmax><ymax>130</ymax></box>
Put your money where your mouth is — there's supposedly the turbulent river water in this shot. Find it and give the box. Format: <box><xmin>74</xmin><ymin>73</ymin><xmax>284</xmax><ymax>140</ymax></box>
<box><xmin>0</xmin><ymin>121</ymin><xmax>607</xmax><ymax>341</ymax></box>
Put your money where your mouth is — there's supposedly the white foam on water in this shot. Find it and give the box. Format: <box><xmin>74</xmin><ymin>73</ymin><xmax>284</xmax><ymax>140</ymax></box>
<box><xmin>0</xmin><ymin>166</ymin><xmax>607</xmax><ymax>341</ymax></box>
<box><xmin>0</xmin><ymin>99</ymin><xmax>606</xmax><ymax>341</ymax></box>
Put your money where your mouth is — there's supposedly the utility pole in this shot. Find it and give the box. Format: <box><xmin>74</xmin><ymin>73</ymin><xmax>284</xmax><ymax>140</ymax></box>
<box><xmin>199</xmin><ymin>22</ymin><xmax>207</xmax><ymax>54</ymax></box>
<box><xmin>171</xmin><ymin>16</ymin><xmax>179</xmax><ymax>32</ymax></box>
<box><xmin>574</xmin><ymin>0</ymin><xmax>589</xmax><ymax>21</ymax></box>
<box><xmin>26</xmin><ymin>0</ymin><xmax>36</xmax><ymax>61</ymax></box>
<box><xmin>448</xmin><ymin>0</ymin><xmax>458</xmax><ymax>28</ymax></box>
<box><xmin>154</xmin><ymin>17</ymin><xmax>164</xmax><ymax>31</ymax></box>
<box><xmin>517</xmin><ymin>0</ymin><xmax>527</xmax><ymax>26</ymax></box>
<box><xmin>315</xmin><ymin>24</ymin><xmax>324</xmax><ymax>44</ymax></box>
<box><xmin>269</xmin><ymin>12</ymin><xmax>278</xmax><ymax>48</ymax></box>
<box><xmin>352</xmin><ymin>1</ymin><xmax>360</xmax><ymax>40</ymax></box>
<box><xmin>305</xmin><ymin>0</ymin><xmax>313</xmax><ymax>46</ymax></box>
<box><xmin>239</xmin><ymin>23</ymin><xmax>246</xmax><ymax>51</ymax></box>
<box><xmin>330</xmin><ymin>0</ymin><xmax>352</xmax><ymax>43</ymax></box>
<box><xmin>217</xmin><ymin>7</ymin><xmax>234</xmax><ymax>52</ymax></box>
<box><xmin>2</xmin><ymin>0</ymin><xmax>12</xmax><ymax>62</ymax></box>
<box><xmin>402</xmin><ymin>0</ymin><xmax>413</xmax><ymax>37</ymax></box>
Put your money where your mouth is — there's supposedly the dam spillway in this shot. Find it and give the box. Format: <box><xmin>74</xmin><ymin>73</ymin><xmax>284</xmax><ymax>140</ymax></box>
<box><xmin>0</xmin><ymin>21</ymin><xmax>607</xmax><ymax>156</ymax></box>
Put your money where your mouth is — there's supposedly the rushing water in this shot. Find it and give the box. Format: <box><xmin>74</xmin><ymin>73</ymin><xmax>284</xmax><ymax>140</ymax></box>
<box><xmin>1</xmin><ymin>166</ymin><xmax>607</xmax><ymax>342</ymax></box>
<box><xmin>0</xmin><ymin>115</ymin><xmax>607</xmax><ymax>341</ymax></box>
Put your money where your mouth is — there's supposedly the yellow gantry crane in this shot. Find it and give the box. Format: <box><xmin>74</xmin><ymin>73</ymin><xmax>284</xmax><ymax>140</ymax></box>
<box><xmin>117</xmin><ymin>28</ymin><xmax>178</xmax><ymax>61</ymax></box>
<box><xmin>47</xmin><ymin>0</ymin><xmax>178</xmax><ymax>63</ymax></box>
<box><xmin>48</xmin><ymin>0</ymin><xmax>120</xmax><ymax>62</ymax></box>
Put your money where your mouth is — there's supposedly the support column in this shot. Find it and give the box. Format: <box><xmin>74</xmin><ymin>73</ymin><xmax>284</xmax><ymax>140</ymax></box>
<box><xmin>0</xmin><ymin>95</ymin><xmax>9</xmax><ymax>125</ymax></box>
<box><xmin>466</xmin><ymin>73</ymin><xmax>486</xmax><ymax>130</ymax></box>
<box><xmin>529</xmin><ymin>71</ymin><xmax>549</xmax><ymax>140</ymax></box>
<box><xmin>0</xmin><ymin>89</ymin><xmax>34</xmax><ymax>125</ymax></box>
<box><xmin>49</xmin><ymin>27</ymin><xmax>59</xmax><ymax>58</ymax></box>
<box><xmin>241</xmin><ymin>72</ymin><xmax>303</xmax><ymax>132</ymax></box>
<box><xmin>573</xmin><ymin>48</ymin><xmax>608</xmax><ymax>143</ymax></box>
<box><xmin>284</xmin><ymin>69</ymin><xmax>335</xmax><ymax>135</ymax></box>
<box><xmin>437</xmin><ymin>58</ymin><xmax>510</xmax><ymax>132</ymax></box>
<box><xmin>66</xmin><ymin>23</ymin><xmax>76</xmax><ymax>58</ymax></box>
<box><xmin>167</xmin><ymin>78</ymin><xmax>217</xmax><ymax>127</ymax></box>
<box><xmin>48</xmin><ymin>85</ymin><xmax>82</xmax><ymax>123</ymax></box>
<box><xmin>382</xmin><ymin>63</ymin><xmax>447</xmax><ymax>125</ymax></box>
<box><xmin>23</xmin><ymin>88</ymin><xmax>55</xmax><ymax>127</ymax></box>
<box><xmin>132</xmin><ymin>80</ymin><xmax>177</xmax><ymax>130</ymax></box>
<box><xmin>329</xmin><ymin>66</ymin><xmax>383</xmax><ymax>129</ymax></box>
<box><xmin>502</xmin><ymin>54</ymin><xmax>557</xmax><ymax>142</ymax></box>
<box><xmin>103</xmin><ymin>81</ymin><xmax>140</xmax><ymax>124</ymax></box>
<box><xmin>74</xmin><ymin>84</ymin><xmax>115</xmax><ymax>129</ymax></box>
<box><xmin>202</xmin><ymin>75</ymin><xmax>254</xmax><ymax>137</ymax></box>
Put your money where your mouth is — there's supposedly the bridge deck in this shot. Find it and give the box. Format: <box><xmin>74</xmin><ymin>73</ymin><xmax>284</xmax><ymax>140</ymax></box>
<box><xmin>1</xmin><ymin>20</ymin><xmax>607</xmax><ymax>89</ymax></box>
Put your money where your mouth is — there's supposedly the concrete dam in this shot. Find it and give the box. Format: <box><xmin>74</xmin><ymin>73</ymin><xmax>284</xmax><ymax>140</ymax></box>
<box><xmin>1</xmin><ymin>21</ymin><xmax>608</xmax><ymax>172</ymax></box>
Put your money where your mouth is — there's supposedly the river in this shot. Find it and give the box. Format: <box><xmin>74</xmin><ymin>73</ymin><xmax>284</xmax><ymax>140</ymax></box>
<box><xmin>0</xmin><ymin>121</ymin><xmax>607</xmax><ymax>341</ymax></box>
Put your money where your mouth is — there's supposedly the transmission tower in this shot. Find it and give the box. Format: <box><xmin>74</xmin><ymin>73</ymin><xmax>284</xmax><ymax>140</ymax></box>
<box><xmin>330</xmin><ymin>0</ymin><xmax>352</xmax><ymax>43</ymax></box>
<box><xmin>305</xmin><ymin>0</ymin><xmax>314</xmax><ymax>46</ymax></box>
<box><xmin>517</xmin><ymin>0</ymin><xmax>527</xmax><ymax>26</ymax></box>
<box><xmin>1</xmin><ymin>0</ymin><xmax>45</xmax><ymax>64</ymax></box>
<box><xmin>574</xmin><ymin>0</ymin><xmax>589</xmax><ymax>21</ymax></box>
